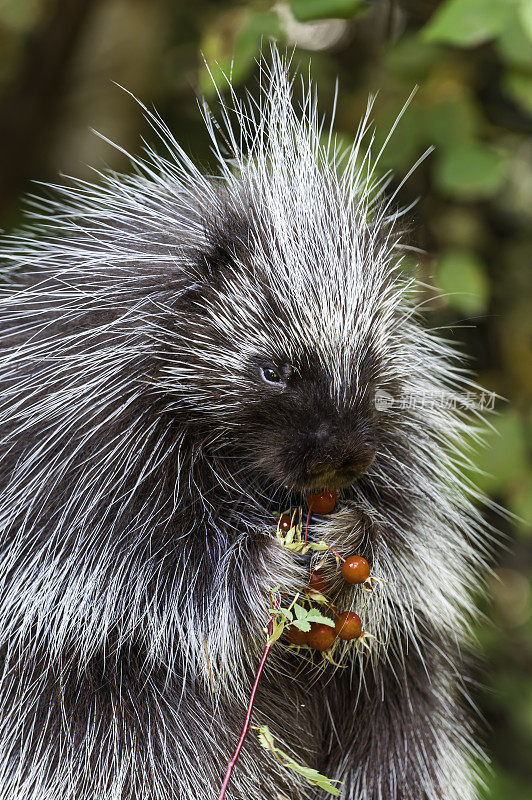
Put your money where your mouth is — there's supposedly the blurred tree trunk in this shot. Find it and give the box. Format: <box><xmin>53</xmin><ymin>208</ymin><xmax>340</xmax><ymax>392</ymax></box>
<box><xmin>0</xmin><ymin>0</ymin><xmax>99</xmax><ymax>225</ymax></box>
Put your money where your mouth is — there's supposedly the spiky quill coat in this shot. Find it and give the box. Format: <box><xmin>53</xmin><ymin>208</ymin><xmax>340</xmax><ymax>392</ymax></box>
<box><xmin>0</xmin><ymin>54</ymin><xmax>489</xmax><ymax>799</ymax></box>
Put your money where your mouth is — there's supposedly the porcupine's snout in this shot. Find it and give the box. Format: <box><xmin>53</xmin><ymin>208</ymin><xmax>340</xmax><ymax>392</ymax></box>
<box><xmin>303</xmin><ymin>418</ymin><xmax>376</xmax><ymax>489</ymax></box>
<box><xmin>246</xmin><ymin>366</ymin><xmax>378</xmax><ymax>491</ymax></box>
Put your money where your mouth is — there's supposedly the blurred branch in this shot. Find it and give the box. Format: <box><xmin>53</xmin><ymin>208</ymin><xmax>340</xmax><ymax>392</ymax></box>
<box><xmin>0</xmin><ymin>0</ymin><xmax>100</xmax><ymax>225</ymax></box>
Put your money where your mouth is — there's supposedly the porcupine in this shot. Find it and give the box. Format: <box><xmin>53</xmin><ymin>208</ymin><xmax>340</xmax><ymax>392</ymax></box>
<box><xmin>0</xmin><ymin>51</ymin><xmax>491</xmax><ymax>800</ymax></box>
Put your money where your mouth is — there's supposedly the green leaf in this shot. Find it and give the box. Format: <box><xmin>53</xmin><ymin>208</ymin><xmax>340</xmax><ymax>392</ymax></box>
<box><xmin>434</xmin><ymin>142</ymin><xmax>508</xmax><ymax>199</ymax></box>
<box><xmin>293</xmin><ymin>603</ymin><xmax>307</xmax><ymax>620</ymax></box>
<box><xmin>283</xmin><ymin>541</ymin><xmax>305</xmax><ymax>551</ymax></box>
<box><xmin>305</xmin><ymin>608</ymin><xmax>335</xmax><ymax>626</ymax></box>
<box><xmin>255</xmin><ymin>726</ymin><xmax>342</xmax><ymax>796</ymax></box>
<box><xmin>519</xmin><ymin>0</ymin><xmax>532</xmax><ymax>42</ymax></box>
<box><xmin>496</xmin><ymin>4</ymin><xmax>532</xmax><ymax>68</ymax></box>
<box><xmin>471</xmin><ymin>409</ymin><xmax>529</xmax><ymax>494</ymax></box>
<box><xmin>256</xmin><ymin>725</ymin><xmax>276</xmax><ymax>751</ymax></box>
<box><xmin>306</xmin><ymin>541</ymin><xmax>330</xmax><ymax>551</ymax></box>
<box><xmin>423</xmin><ymin>0</ymin><xmax>512</xmax><ymax>47</ymax></box>
<box><xmin>504</xmin><ymin>70</ymin><xmax>532</xmax><ymax>115</ymax></box>
<box><xmin>289</xmin><ymin>0</ymin><xmax>367</xmax><ymax>22</ymax></box>
<box><xmin>280</xmin><ymin>756</ymin><xmax>342</xmax><ymax>796</ymax></box>
<box><xmin>435</xmin><ymin>249</ymin><xmax>489</xmax><ymax>314</ymax></box>
<box><xmin>292</xmin><ymin>620</ymin><xmax>311</xmax><ymax>632</ymax></box>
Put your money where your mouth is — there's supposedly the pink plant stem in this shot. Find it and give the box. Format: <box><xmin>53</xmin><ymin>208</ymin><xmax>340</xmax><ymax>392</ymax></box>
<box><xmin>329</xmin><ymin>546</ymin><xmax>345</xmax><ymax>562</ymax></box>
<box><xmin>217</xmin><ymin>605</ymin><xmax>277</xmax><ymax>800</ymax></box>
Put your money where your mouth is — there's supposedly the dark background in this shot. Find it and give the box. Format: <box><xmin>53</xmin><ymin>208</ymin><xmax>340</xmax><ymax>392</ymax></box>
<box><xmin>0</xmin><ymin>1</ymin><xmax>531</xmax><ymax>796</ymax></box>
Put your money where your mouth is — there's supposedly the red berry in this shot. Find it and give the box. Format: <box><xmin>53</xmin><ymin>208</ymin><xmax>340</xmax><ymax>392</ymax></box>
<box><xmin>305</xmin><ymin>490</ymin><xmax>338</xmax><ymax>515</ymax></box>
<box><xmin>286</xmin><ymin>625</ymin><xmax>308</xmax><ymax>646</ymax></box>
<box><xmin>334</xmin><ymin>611</ymin><xmax>362</xmax><ymax>640</ymax></box>
<box><xmin>278</xmin><ymin>514</ymin><xmax>292</xmax><ymax>533</ymax></box>
<box><xmin>307</xmin><ymin>622</ymin><xmax>336</xmax><ymax>651</ymax></box>
<box><xmin>341</xmin><ymin>555</ymin><xmax>371</xmax><ymax>584</ymax></box>
<box><xmin>308</xmin><ymin>569</ymin><xmax>328</xmax><ymax>595</ymax></box>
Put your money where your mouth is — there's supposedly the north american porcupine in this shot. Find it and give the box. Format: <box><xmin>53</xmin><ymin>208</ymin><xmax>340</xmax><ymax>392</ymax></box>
<box><xmin>0</xmin><ymin>52</ymin><xmax>493</xmax><ymax>800</ymax></box>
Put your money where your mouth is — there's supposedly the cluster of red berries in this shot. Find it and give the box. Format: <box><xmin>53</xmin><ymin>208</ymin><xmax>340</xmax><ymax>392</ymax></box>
<box><xmin>287</xmin><ymin>609</ymin><xmax>363</xmax><ymax>651</ymax></box>
<box><xmin>283</xmin><ymin>490</ymin><xmax>373</xmax><ymax>653</ymax></box>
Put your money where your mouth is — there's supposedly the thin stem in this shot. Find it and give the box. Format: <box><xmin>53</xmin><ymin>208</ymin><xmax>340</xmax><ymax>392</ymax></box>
<box><xmin>217</xmin><ymin>601</ymin><xmax>278</xmax><ymax>800</ymax></box>
<box><xmin>304</xmin><ymin>505</ymin><xmax>312</xmax><ymax>546</ymax></box>
<box><xmin>329</xmin><ymin>546</ymin><xmax>345</xmax><ymax>563</ymax></box>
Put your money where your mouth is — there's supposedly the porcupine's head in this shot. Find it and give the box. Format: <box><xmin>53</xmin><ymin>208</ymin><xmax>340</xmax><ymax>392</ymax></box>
<box><xmin>178</xmin><ymin>194</ymin><xmax>382</xmax><ymax>493</ymax></box>
<box><xmin>158</xmin><ymin>63</ymin><xmax>419</xmax><ymax>495</ymax></box>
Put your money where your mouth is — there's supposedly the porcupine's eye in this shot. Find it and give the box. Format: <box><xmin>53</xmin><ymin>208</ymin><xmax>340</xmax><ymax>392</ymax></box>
<box><xmin>260</xmin><ymin>365</ymin><xmax>282</xmax><ymax>385</ymax></box>
<box><xmin>256</xmin><ymin>361</ymin><xmax>293</xmax><ymax>387</ymax></box>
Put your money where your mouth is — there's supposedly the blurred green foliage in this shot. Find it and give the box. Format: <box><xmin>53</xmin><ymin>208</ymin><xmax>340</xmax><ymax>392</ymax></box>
<box><xmin>288</xmin><ymin>0</ymin><xmax>367</xmax><ymax>21</ymax></box>
<box><xmin>0</xmin><ymin>0</ymin><xmax>531</xmax><ymax>797</ymax></box>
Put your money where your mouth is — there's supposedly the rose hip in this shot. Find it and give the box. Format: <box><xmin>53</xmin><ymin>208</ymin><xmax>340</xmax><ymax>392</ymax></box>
<box><xmin>286</xmin><ymin>625</ymin><xmax>308</xmax><ymax>646</ymax></box>
<box><xmin>307</xmin><ymin>622</ymin><xmax>336</xmax><ymax>651</ymax></box>
<box><xmin>334</xmin><ymin>611</ymin><xmax>362</xmax><ymax>640</ymax></box>
<box><xmin>341</xmin><ymin>554</ymin><xmax>370</xmax><ymax>584</ymax></box>
<box><xmin>278</xmin><ymin>514</ymin><xmax>293</xmax><ymax>533</ymax></box>
<box><xmin>305</xmin><ymin>490</ymin><xmax>338</xmax><ymax>515</ymax></box>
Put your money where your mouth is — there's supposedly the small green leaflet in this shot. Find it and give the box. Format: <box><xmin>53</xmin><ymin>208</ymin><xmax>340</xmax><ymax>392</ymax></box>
<box><xmin>293</xmin><ymin>604</ymin><xmax>335</xmax><ymax>628</ymax></box>
<box><xmin>255</xmin><ymin>725</ymin><xmax>342</xmax><ymax>797</ymax></box>
<box><xmin>306</xmin><ymin>608</ymin><xmax>335</xmax><ymax>625</ymax></box>
<box><xmin>257</xmin><ymin>725</ymin><xmax>277</xmax><ymax>750</ymax></box>
<box><xmin>292</xmin><ymin>620</ymin><xmax>311</xmax><ymax>632</ymax></box>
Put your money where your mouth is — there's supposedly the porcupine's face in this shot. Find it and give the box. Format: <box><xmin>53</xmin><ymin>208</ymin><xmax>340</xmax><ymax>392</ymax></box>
<box><xmin>179</xmin><ymin>206</ymin><xmax>387</xmax><ymax>493</ymax></box>
<box><xmin>228</xmin><ymin>347</ymin><xmax>379</xmax><ymax>492</ymax></box>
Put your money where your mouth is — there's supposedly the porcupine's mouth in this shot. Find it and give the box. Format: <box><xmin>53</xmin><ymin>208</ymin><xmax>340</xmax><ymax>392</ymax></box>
<box><xmin>295</xmin><ymin>460</ymin><xmax>375</xmax><ymax>493</ymax></box>
<box><xmin>290</xmin><ymin>451</ymin><xmax>376</xmax><ymax>494</ymax></box>
<box><xmin>248</xmin><ymin>450</ymin><xmax>375</xmax><ymax>505</ymax></box>
<box><xmin>299</xmin><ymin>475</ymin><xmax>360</xmax><ymax>492</ymax></box>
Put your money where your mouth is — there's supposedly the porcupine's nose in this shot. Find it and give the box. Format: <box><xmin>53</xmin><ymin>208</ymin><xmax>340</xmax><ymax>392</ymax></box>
<box><xmin>307</xmin><ymin>419</ymin><xmax>376</xmax><ymax>485</ymax></box>
<box><xmin>314</xmin><ymin>422</ymin><xmax>331</xmax><ymax>444</ymax></box>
